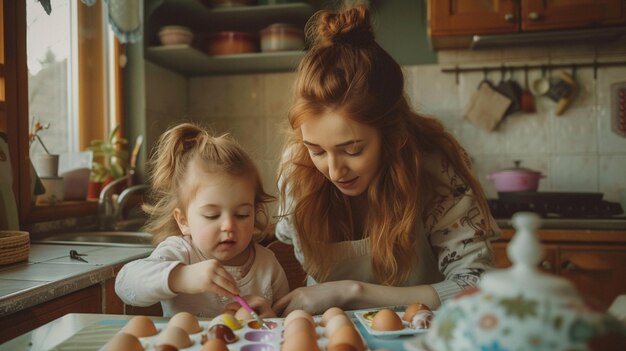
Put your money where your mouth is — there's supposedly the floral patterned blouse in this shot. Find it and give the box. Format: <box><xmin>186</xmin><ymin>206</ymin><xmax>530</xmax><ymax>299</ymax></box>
<box><xmin>275</xmin><ymin>152</ymin><xmax>502</xmax><ymax>303</ymax></box>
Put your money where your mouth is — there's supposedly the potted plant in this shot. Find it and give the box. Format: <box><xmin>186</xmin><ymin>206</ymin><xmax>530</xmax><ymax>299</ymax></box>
<box><xmin>86</xmin><ymin>124</ymin><xmax>129</xmax><ymax>200</ymax></box>
<box><xmin>29</xmin><ymin>120</ymin><xmax>59</xmax><ymax>178</ymax></box>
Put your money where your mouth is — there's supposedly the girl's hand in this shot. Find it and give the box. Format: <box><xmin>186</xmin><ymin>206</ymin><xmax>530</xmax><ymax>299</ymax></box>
<box><xmin>272</xmin><ymin>281</ymin><xmax>358</xmax><ymax>316</ymax></box>
<box><xmin>169</xmin><ymin>259</ymin><xmax>240</xmax><ymax>297</ymax></box>
<box><xmin>223</xmin><ymin>294</ymin><xmax>277</xmax><ymax>318</ymax></box>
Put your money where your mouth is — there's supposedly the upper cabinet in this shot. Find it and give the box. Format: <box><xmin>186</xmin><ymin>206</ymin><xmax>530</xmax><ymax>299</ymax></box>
<box><xmin>427</xmin><ymin>0</ymin><xmax>626</xmax><ymax>49</ymax></box>
<box><xmin>144</xmin><ymin>0</ymin><xmax>317</xmax><ymax>75</ymax></box>
<box><xmin>522</xmin><ymin>0</ymin><xmax>626</xmax><ymax>31</ymax></box>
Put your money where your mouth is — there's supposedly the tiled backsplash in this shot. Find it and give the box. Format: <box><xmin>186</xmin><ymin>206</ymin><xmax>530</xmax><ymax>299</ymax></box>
<box><xmin>146</xmin><ymin>43</ymin><xmax>626</xmax><ymax>210</ymax></box>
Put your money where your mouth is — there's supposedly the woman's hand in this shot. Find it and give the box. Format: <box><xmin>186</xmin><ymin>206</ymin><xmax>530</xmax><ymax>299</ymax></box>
<box><xmin>223</xmin><ymin>294</ymin><xmax>277</xmax><ymax>318</ymax></box>
<box><xmin>272</xmin><ymin>281</ymin><xmax>360</xmax><ymax>316</ymax></box>
<box><xmin>168</xmin><ymin>259</ymin><xmax>240</xmax><ymax>297</ymax></box>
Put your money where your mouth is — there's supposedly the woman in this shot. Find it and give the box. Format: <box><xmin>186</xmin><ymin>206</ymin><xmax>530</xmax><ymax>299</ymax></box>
<box><xmin>272</xmin><ymin>3</ymin><xmax>501</xmax><ymax>316</ymax></box>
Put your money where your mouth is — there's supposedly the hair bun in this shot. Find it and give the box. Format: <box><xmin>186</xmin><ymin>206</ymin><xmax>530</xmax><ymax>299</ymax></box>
<box><xmin>308</xmin><ymin>4</ymin><xmax>374</xmax><ymax>48</ymax></box>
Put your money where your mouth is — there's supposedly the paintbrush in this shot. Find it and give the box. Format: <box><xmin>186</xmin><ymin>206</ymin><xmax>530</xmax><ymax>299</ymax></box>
<box><xmin>233</xmin><ymin>295</ymin><xmax>269</xmax><ymax>330</ymax></box>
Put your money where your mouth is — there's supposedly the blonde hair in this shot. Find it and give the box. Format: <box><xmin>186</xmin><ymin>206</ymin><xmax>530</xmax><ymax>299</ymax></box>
<box><xmin>278</xmin><ymin>4</ymin><xmax>492</xmax><ymax>286</ymax></box>
<box><xmin>143</xmin><ymin>122</ymin><xmax>275</xmax><ymax>245</ymax></box>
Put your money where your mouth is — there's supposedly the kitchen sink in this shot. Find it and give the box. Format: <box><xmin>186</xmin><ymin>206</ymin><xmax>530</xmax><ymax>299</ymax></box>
<box><xmin>33</xmin><ymin>231</ymin><xmax>154</xmax><ymax>248</ymax></box>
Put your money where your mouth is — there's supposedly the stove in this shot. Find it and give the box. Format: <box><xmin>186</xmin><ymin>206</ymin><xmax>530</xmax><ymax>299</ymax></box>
<box><xmin>488</xmin><ymin>192</ymin><xmax>624</xmax><ymax>219</ymax></box>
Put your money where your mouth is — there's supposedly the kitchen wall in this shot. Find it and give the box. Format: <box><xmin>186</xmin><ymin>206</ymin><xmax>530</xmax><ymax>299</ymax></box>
<box><xmin>145</xmin><ymin>42</ymin><xmax>626</xmax><ymax>212</ymax></box>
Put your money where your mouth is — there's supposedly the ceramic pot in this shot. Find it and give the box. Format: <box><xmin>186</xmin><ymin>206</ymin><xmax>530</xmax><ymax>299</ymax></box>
<box><xmin>488</xmin><ymin>160</ymin><xmax>545</xmax><ymax>192</ymax></box>
<box><xmin>405</xmin><ymin>213</ymin><xmax>626</xmax><ymax>351</ymax></box>
<box><xmin>33</xmin><ymin>154</ymin><xmax>59</xmax><ymax>178</ymax></box>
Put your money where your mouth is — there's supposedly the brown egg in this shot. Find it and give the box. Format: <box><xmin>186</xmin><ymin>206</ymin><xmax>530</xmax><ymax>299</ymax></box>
<box><xmin>235</xmin><ymin>306</ymin><xmax>254</xmax><ymax>322</ymax></box>
<box><xmin>201</xmin><ymin>338</ymin><xmax>229</xmax><ymax>351</ymax></box>
<box><xmin>321</xmin><ymin>307</ymin><xmax>346</xmax><ymax>327</ymax></box>
<box><xmin>154</xmin><ymin>345</ymin><xmax>178</xmax><ymax>351</ymax></box>
<box><xmin>169</xmin><ymin>311</ymin><xmax>201</xmax><ymax>334</ymax></box>
<box><xmin>207</xmin><ymin>324</ymin><xmax>238</xmax><ymax>344</ymax></box>
<box><xmin>371</xmin><ymin>309</ymin><xmax>403</xmax><ymax>331</ymax></box>
<box><xmin>283</xmin><ymin>316</ymin><xmax>316</xmax><ymax>339</ymax></box>
<box><xmin>402</xmin><ymin>303</ymin><xmax>432</xmax><ymax>322</ymax></box>
<box><xmin>284</xmin><ymin>309</ymin><xmax>315</xmax><ymax>328</ymax></box>
<box><xmin>123</xmin><ymin>315</ymin><xmax>158</xmax><ymax>337</ymax></box>
<box><xmin>156</xmin><ymin>326</ymin><xmax>193</xmax><ymax>349</ymax></box>
<box><xmin>328</xmin><ymin>325</ymin><xmax>364</xmax><ymax>351</ymax></box>
<box><xmin>104</xmin><ymin>332</ymin><xmax>143</xmax><ymax>351</ymax></box>
<box><xmin>327</xmin><ymin>343</ymin><xmax>358</xmax><ymax>351</ymax></box>
<box><xmin>324</xmin><ymin>314</ymin><xmax>352</xmax><ymax>338</ymax></box>
<box><xmin>281</xmin><ymin>330</ymin><xmax>319</xmax><ymax>351</ymax></box>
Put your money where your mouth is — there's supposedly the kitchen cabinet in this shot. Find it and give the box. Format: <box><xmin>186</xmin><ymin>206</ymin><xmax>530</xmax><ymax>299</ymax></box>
<box><xmin>0</xmin><ymin>285</ymin><xmax>101</xmax><ymax>344</ymax></box>
<box><xmin>427</xmin><ymin>0</ymin><xmax>626</xmax><ymax>49</ymax></box>
<box><xmin>145</xmin><ymin>0</ymin><xmax>316</xmax><ymax>75</ymax></box>
<box><xmin>493</xmin><ymin>228</ymin><xmax>626</xmax><ymax>308</ymax></box>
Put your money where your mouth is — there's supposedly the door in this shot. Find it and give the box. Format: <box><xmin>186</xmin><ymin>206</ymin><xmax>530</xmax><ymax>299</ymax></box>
<box><xmin>428</xmin><ymin>0</ymin><xmax>519</xmax><ymax>36</ymax></box>
<box><xmin>558</xmin><ymin>245</ymin><xmax>626</xmax><ymax>308</ymax></box>
<box><xmin>523</xmin><ymin>0</ymin><xmax>626</xmax><ymax>31</ymax></box>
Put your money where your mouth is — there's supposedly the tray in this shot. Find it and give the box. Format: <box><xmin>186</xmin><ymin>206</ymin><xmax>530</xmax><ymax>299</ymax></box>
<box><xmin>354</xmin><ymin>310</ymin><xmax>429</xmax><ymax>338</ymax></box>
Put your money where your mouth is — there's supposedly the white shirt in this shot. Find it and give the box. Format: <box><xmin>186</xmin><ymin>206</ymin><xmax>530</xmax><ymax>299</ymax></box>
<box><xmin>115</xmin><ymin>236</ymin><xmax>289</xmax><ymax>317</ymax></box>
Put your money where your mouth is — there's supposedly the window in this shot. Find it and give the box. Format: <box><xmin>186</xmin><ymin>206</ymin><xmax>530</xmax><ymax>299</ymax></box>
<box><xmin>1</xmin><ymin>0</ymin><xmax>124</xmax><ymax>223</ymax></box>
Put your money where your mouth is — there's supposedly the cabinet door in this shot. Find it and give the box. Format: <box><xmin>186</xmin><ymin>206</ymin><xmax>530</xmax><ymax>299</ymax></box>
<box><xmin>523</xmin><ymin>0</ymin><xmax>626</xmax><ymax>31</ymax></box>
<box><xmin>492</xmin><ymin>242</ymin><xmax>558</xmax><ymax>274</ymax></box>
<box><xmin>428</xmin><ymin>0</ymin><xmax>518</xmax><ymax>36</ymax></box>
<box><xmin>558</xmin><ymin>245</ymin><xmax>626</xmax><ymax>308</ymax></box>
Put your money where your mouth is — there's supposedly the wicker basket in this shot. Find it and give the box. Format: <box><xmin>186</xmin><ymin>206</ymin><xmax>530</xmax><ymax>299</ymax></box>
<box><xmin>0</xmin><ymin>231</ymin><xmax>30</xmax><ymax>265</ymax></box>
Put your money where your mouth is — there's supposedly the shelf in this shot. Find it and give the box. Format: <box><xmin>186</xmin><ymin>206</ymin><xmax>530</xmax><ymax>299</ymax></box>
<box><xmin>145</xmin><ymin>44</ymin><xmax>304</xmax><ymax>75</ymax></box>
<box><xmin>150</xmin><ymin>1</ymin><xmax>316</xmax><ymax>33</ymax></box>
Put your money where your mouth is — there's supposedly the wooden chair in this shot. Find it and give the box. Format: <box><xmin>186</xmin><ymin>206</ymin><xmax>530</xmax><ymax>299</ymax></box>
<box><xmin>266</xmin><ymin>240</ymin><xmax>307</xmax><ymax>291</ymax></box>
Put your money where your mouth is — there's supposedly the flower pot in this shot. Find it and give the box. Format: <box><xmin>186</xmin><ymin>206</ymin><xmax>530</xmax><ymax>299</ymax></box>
<box><xmin>33</xmin><ymin>154</ymin><xmax>60</xmax><ymax>178</ymax></box>
<box><xmin>87</xmin><ymin>181</ymin><xmax>104</xmax><ymax>201</ymax></box>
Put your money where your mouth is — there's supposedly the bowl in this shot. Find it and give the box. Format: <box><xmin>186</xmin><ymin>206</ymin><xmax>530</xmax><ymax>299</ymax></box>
<box><xmin>260</xmin><ymin>23</ymin><xmax>304</xmax><ymax>52</ymax></box>
<box><xmin>208</xmin><ymin>31</ymin><xmax>258</xmax><ymax>55</ymax></box>
<box><xmin>158</xmin><ymin>25</ymin><xmax>194</xmax><ymax>46</ymax></box>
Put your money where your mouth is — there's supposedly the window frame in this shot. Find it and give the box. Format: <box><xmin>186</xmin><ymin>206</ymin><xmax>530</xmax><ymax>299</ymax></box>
<box><xmin>3</xmin><ymin>0</ymin><xmax>124</xmax><ymax>224</ymax></box>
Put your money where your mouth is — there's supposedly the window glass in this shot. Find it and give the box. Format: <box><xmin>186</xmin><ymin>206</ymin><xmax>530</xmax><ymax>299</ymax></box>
<box><xmin>26</xmin><ymin>0</ymin><xmax>74</xmax><ymax>156</ymax></box>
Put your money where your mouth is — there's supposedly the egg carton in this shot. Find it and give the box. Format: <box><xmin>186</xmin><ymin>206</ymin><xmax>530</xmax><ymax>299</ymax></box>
<box><xmin>103</xmin><ymin>316</ymin><xmax>372</xmax><ymax>351</ymax></box>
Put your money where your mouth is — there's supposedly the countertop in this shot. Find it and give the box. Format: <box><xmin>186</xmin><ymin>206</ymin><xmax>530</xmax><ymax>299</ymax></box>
<box><xmin>0</xmin><ymin>243</ymin><xmax>153</xmax><ymax>318</ymax></box>
<box><xmin>495</xmin><ymin>217</ymin><xmax>626</xmax><ymax>230</ymax></box>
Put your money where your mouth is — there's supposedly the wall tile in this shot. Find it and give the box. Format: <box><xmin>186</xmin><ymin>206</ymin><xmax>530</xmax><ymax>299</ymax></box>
<box><xmin>550</xmin><ymin>106</ymin><xmax>597</xmax><ymax>153</ymax></box>
<box><xmin>263</xmin><ymin>72</ymin><xmax>296</xmax><ymax>118</ymax></box>
<box><xmin>597</xmin><ymin>66</ymin><xmax>626</xmax><ymax>107</ymax></box>
<box><xmin>145</xmin><ymin>62</ymin><xmax>187</xmax><ymax>115</ymax></box>
<box><xmin>598</xmin><ymin>155</ymin><xmax>626</xmax><ymax>202</ymax></box>
<box><xmin>189</xmin><ymin>76</ymin><xmax>228</xmax><ymax>119</ymax></box>
<box><xmin>597</xmin><ymin>106</ymin><xmax>626</xmax><ymax>153</ymax></box>
<box><xmin>499</xmin><ymin>112</ymin><xmax>551</xmax><ymax>154</ymax></box>
<box><xmin>407</xmin><ymin>65</ymin><xmax>460</xmax><ymax>112</ymax></box>
<box><xmin>550</xmin><ymin>155</ymin><xmax>599</xmax><ymax>192</ymax></box>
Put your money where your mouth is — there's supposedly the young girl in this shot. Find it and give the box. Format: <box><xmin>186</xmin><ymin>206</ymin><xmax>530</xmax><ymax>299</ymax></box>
<box><xmin>115</xmin><ymin>123</ymin><xmax>289</xmax><ymax>317</ymax></box>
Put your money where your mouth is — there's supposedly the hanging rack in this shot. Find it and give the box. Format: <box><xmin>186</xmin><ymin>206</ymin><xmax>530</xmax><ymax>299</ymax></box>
<box><xmin>442</xmin><ymin>60</ymin><xmax>626</xmax><ymax>84</ymax></box>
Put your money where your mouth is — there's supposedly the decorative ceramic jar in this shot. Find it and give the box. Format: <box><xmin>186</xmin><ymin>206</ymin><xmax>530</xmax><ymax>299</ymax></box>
<box><xmin>405</xmin><ymin>212</ymin><xmax>626</xmax><ymax>351</ymax></box>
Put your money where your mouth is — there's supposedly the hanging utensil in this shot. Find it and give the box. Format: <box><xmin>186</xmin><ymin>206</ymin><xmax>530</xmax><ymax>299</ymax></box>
<box><xmin>521</xmin><ymin>66</ymin><xmax>536</xmax><ymax>113</ymax></box>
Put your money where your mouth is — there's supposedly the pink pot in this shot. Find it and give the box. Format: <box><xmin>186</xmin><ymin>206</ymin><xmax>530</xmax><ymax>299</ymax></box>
<box><xmin>488</xmin><ymin>161</ymin><xmax>546</xmax><ymax>192</ymax></box>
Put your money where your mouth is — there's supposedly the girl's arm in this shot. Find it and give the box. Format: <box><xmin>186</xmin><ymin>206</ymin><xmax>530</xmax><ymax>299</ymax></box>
<box><xmin>114</xmin><ymin>239</ymin><xmax>185</xmax><ymax>306</ymax></box>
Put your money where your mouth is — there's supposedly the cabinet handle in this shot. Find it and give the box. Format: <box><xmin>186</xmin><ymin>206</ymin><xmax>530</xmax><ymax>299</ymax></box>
<box><xmin>540</xmin><ymin>260</ymin><xmax>552</xmax><ymax>270</ymax></box>
<box><xmin>528</xmin><ymin>12</ymin><xmax>540</xmax><ymax>21</ymax></box>
<box><xmin>504</xmin><ymin>13</ymin><xmax>514</xmax><ymax>22</ymax></box>
<box><xmin>561</xmin><ymin>260</ymin><xmax>577</xmax><ymax>271</ymax></box>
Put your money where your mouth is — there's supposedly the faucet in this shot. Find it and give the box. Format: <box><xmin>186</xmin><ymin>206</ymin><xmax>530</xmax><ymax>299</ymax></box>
<box><xmin>98</xmin><ymin>176</ymin><xmax>148</xmax><ymax>231</ymax></box>
<box><xmin>113</xmin><ymin>183</ymin><xmax>149</xmax><ymax>231</ymax></box>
